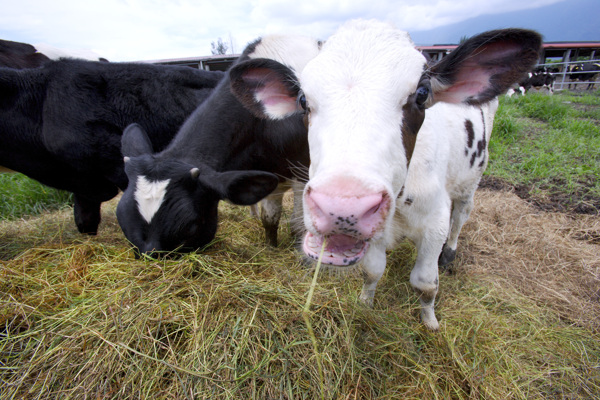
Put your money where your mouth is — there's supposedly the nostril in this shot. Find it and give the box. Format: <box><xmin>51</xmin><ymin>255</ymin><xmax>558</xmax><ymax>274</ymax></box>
<box><xmin>363</xmin><ymin>196</ymin><xmax>384</xmax><ymax>219</ymax></box>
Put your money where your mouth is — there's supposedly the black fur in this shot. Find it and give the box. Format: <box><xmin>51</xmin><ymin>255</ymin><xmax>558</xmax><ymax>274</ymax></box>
<box><xmin>118</xmin><ymin>46</ymin><xmax>310</xmax><ymax>255</ymax></box>
<box><xmin>0</xmin><ymin>58</ymin><xmax>224</xmax><ymax>234</ymax></box>
<box><xmin>429</xmin><ymin>28</ymin><xmax>542</xmax><ymax>104</ymax></box>
<box><xmin>0</xmin><ymin>39</ymin><xmax>51</xmax><ymax>69</ymax></box>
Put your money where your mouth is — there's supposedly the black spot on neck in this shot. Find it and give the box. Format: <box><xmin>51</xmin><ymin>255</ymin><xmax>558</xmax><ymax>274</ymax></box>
<box><xmin>465</xmin><ymin>119</ymin><xmax>475</xmax><ymax>148</ymax></box>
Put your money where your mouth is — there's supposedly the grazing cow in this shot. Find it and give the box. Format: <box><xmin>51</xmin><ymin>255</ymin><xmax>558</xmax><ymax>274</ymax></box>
<box><xmin>507</xmin><ymin>67</ymin><xmax>555</xmax><ymax>96</ymax></box>
<box><xmin>231</xmin><ymin>20</ymin><xmax>541</xmax><ymax>330</ymax></box>
<box><xmin>568</xmin><ymin>62</ymin><xmax>600</xmax><ymax>90</ymax></box>
<box><xmin>116</xmin><ymin>34</ymin><xmax>321</xmax><ymax>256</ymax></box>
<box><xmin>0</xmin><ymin>60</ymin><xmax>224</xmax><ymax>234</ymax></box>
<box><xmin>0</xmin><ymin>39</ymin><xmax>51</xmax><ymax>68</ymax></box>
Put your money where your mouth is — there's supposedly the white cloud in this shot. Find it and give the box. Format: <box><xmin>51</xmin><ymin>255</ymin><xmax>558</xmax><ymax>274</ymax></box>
<box><xmin>0</xmin><ymin>0</ymin><xmax>568</xmax><ymax>61</ymax></box>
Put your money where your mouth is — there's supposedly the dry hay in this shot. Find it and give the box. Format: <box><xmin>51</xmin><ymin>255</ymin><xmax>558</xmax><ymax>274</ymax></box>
<box><xmin>1</xmin><ymin>191</ymin><xmax>599</xmax><ymax>399</ymax></box>
<box><xmin>457</xmin><ymin>189</ymin><xmax>600</xmax><ymax>331</ymax></box>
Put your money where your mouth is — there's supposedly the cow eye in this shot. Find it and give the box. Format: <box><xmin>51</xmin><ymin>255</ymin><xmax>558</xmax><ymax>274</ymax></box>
<box><xmin>298</xmin><ymin>93</ymin><xmax>308</xmax><ymax>111</ymax></box>
<box><xmin>415</xmin><ymin>85</ymin><xmax>430</xmax><ymax>107</ymax></box>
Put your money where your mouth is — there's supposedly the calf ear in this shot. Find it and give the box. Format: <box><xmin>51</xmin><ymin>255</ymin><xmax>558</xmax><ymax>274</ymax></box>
<box><xmin>121</xmin><ymin>123</ymin><xmax>154</xmax><ymax>158</ymax></box>
<box><xmin>205</xmin><ymin>170</ymin><xmax>279</xmax><ymax>205</ymax></box>
<box><xmin>429</xmin><ymin>29</ymin><xmax>542</xmax><ymax>105</ymax></box>
<box><xmin>230</xmin><ymin>58</ymin><xmax>302</xmax><ymax>120</ymax></box>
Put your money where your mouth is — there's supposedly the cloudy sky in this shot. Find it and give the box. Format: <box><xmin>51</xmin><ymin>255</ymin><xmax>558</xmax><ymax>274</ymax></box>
<box><xmin>0</xmin><ymin>0</ymin><xmax>595</xmax><ymax>62</ymax></box>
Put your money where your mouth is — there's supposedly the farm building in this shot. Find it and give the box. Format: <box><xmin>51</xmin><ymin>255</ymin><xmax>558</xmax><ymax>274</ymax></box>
<box><xmin>139</xmin><ymin>41</ymin><xmax>600</xmax><ymax>90</ymax></box>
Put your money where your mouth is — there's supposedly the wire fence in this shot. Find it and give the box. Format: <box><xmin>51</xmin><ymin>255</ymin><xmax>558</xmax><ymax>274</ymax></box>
<box><xmin>537</xmin><ymin>60</ymin><xmax>600</xmax><ymax>91</ymax></box>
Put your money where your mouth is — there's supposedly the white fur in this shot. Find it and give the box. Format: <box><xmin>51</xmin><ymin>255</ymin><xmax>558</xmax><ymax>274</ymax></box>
<box><xmin>249</xmin><ymin>35</ymin><xmax>321</xmax><ymax>74</ymax></box>
<box><xmin>248</xmin><ymin>34</ymin><xmax>322</xmax><ymax>120</ymax></box>
<box><xmin>134</xmin><ymin>176</ymin><xmax>170</xmax><ymax>223</ymax></box>
<box><xmin>33</xmin><ymin>43</ymin><xmax>104</xmax><ymax>61</ymax></box>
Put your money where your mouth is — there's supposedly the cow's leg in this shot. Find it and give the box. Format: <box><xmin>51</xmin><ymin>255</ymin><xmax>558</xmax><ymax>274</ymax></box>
<box><xmin>73</xmin><ymin>194</ymin><xmax>102</xmax><ymax>235</ymax></box>
<box><xmin>439</xmin><ymin>195</ymin><xmax>474</xmax><ymax>268</ymax></box>
<box><xmin>259</xmin><ymin>182</ymin><xmax>290</xmax><ymax>247</ymax></box>
<box><xmin>359</xmin><ymin>243</ymin><xmax>387</xmax><ymax>307</ymax></box>
<box><xmin>410</xmin><ymin>204</ymin><xmax>450</xmax><ymax>331</ymax></box>
<box><xmin>411</xmin><ymin>240</ymin><xmax>443</xmax><ymax>331</ymax></box>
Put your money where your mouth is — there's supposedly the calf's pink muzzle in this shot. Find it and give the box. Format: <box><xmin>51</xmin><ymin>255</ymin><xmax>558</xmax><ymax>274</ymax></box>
<box><xmin>303</xmin><ymin>185</ymin><xmax>391</xmax><ymax>265</ymax></box>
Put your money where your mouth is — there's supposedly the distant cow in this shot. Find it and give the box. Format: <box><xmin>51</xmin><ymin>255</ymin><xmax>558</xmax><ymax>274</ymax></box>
<box><xmin>116</xmin><ymin>34</ymin><xmax>321</xmax><ymax>256</ymax></box>
<box><xmin>568</xmin><ymin>62</ymin><xmax>600</xmax><ymax>90</ymax></box>
<box><xmin>231</xmin><ymin>20</ymin><xmax>541</xmax><ymax>330</ymax></box>
<box><xmin>507</xmin><ymin>66</ymin><xmax>555</xmax><ymax>96</ymax></box>
<box><xmin>0</xmin><ymin>60</ymin><xmax>223</xmax><ymax>234</ymax></box>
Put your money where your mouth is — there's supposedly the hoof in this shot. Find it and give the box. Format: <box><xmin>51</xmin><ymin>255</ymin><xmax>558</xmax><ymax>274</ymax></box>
<box><xmin>421</xmin><ymin>307</ymin><xmax>440</xmax><ymax>331</ymax></box>
<box><xmin>438</xmin><ymin>245</ymin><xmax>456</xmax><ymax>267</ymax></box>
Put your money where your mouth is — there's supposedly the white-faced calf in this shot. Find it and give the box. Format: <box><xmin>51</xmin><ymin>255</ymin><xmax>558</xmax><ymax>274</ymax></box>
<box><xmin>231</xmin><ymin>20</ymin><xmax>541</xmax><ymax>330</ymax></box>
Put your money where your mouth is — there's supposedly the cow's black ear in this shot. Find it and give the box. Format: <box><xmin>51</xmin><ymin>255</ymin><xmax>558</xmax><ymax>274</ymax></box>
<box><xmin>429</xmin><ymin>28</ymin><xmax>542</xmax><ymax>105</ymax></box>
<box><xmin>121</xmin><ymin>123</ymin><xmax>154</xmax><ymax>157</ymax></box>
<box><xmin>207</xmin><ymin>170</ymin><xmax>279</xmax><ymax>205</ymax></box>
<box><xmin>230</xmin><ymin>58</ymin><xmax>302</xmax><ymax>120</ymax></box>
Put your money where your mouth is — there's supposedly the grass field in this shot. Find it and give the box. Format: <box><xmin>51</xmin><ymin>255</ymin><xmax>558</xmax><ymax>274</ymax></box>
<box><xmin>0</xmin><ymin>173</ymin><xmax>72</xmax><ymax>221</ymax></box>
<box><xmin>1</xmin><ymin>90</ymin><xmax>599</xmax><ymax>399</ymax></box>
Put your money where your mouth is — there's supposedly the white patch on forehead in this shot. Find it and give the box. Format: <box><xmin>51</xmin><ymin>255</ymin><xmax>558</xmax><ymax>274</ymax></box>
<box><xmin>300</xmin><ymin>20</ymin><xmax>425</xmax><ymax>105</ymax></box>
<box><xmin>299</xmin><ymin>20</ymin><xmax>427</xmax><ymax>195</ymax></box>
<box><xmin>248</xmin><ymin>34</ymin><xmax>321</xmax><ymax>73</ymax></box>
<box><xmin>134</xmin><ymin>175</ymin><xmax>170</xmax><ymax>223</ymax></box>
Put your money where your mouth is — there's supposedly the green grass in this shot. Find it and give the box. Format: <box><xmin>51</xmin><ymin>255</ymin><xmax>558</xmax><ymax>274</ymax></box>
<box><xmin>0</xmin><ymin>173</ymin><xmax>72</xmax><ymax>220</ymax></box>
<box><xmin>487</xmin><ymin>90</ymin><xmax>600</xmax><ymax>211</ymax></box>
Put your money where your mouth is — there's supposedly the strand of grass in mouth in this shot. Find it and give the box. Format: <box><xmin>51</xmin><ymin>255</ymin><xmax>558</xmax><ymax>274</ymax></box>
<box><xmin>302</xmin><ymin>238</ymin><xmax>327</xmax><ymax>400</ymax></box>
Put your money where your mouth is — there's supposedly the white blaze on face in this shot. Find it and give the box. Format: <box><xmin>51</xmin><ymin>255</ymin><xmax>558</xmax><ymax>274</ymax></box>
<box><xmin>134</xmin><ymin>176</ymin><xmax>170</xmax><ymax>223</ymax></box>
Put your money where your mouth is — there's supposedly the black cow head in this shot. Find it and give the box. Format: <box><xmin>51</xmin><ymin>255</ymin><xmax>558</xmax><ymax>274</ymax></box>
<box><xmin>117</xmin><ymin>124</ymin><xmax>279</xmax><ymax>256</ymax></box>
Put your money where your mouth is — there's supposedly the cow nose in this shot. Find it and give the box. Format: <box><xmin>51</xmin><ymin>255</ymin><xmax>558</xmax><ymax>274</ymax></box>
<box><xmin>138</xmin><ymin>241</ymin><xmax>161</xmax><ymax>258</ymax></box>
<box><xmin>305</xmin><ymin>187</ymin><xmax>390</xmax><ymax>239</ymax></box>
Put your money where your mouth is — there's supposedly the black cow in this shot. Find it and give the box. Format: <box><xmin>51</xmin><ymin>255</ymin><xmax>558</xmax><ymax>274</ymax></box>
<box><xmin>0</xmin><ymin>60</ymin><xmax>224</xmax><ymax>234</ymax></box>
<box><xmin>568</xmin><ymin>62</ymin><xmax>600</xmax><ymax>90</ymax></box>
<box><xmin>117</xmin><ymin>34</ymin><xmax>321</xmax><ymax>255</ymax></box>
<box><xmin>0</xmin><ymin>39</ymin><xmax>51</xmax><ymax>68</ymax></box>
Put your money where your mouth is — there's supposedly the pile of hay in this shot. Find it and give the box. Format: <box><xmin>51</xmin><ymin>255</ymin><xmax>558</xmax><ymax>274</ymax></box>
<box><xmin>460</xmin><ymin>189</ymin><xmax>600</xmax><ymax>331</ymax></box>
<box><xmin>1</xmin><ymin>192</ymin><xmax>599</xmax><ymax>399</ymax></box>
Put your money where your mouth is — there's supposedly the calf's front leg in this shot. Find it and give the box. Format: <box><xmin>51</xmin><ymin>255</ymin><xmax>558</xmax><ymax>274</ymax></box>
<box><xmin>410</xmin><ymin>206</ymin><xmax>451</xmax><ymax>331</ymax></box>
<box><xmin>359</xmin><ymin>243</ymin><xmax>387</xmax><ymax>307</ymax></box>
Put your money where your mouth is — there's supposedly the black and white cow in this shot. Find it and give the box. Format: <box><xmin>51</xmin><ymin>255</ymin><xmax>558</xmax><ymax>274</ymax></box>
<box><xmin>0</xmin><ymin>59</ymin><xmax>223</xmax><ymax>234</ymax></box>
<box><xmin>231</xmin><ymin>20</ymin><xmax>541</xmax><ymax>329</ymax></box>
<box><xmin>507</xmin><ymin>67</ymin><xmax>555</xmax><ymax>96</ymax></box>
<box><xmin>116</xmin><ymin>34</ymin><xmax>321</xmax><ymax>255</ymax></box>
<box><xmin>568</xmin><ymin>62</ymin><xmax>600</xmax><ymax>90</ymax></box>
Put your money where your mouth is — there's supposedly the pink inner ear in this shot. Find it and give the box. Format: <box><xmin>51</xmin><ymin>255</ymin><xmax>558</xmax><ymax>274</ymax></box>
<box><xmin>435</xmin><ymin>41</ymin><xmax>525</xmax><ymax>104</ymax></box>
<box><xmin>244</xmin><ymin>69</ymin><xmax>299</xmax><ymax>118</ymax></box>
<box><xmin>435</xmin><ymin>66</ymin><xmax>490</xmax><ymax>103</ymax></box>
